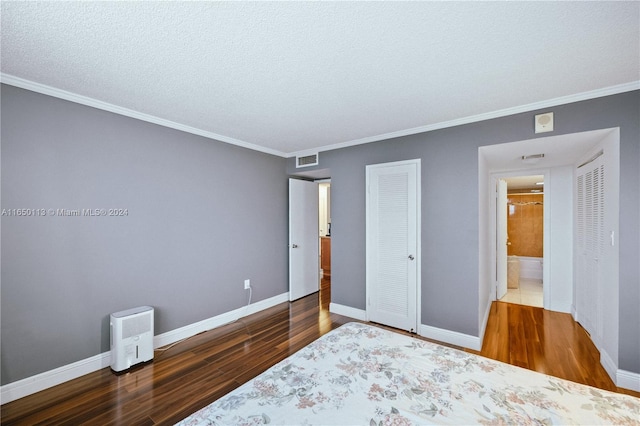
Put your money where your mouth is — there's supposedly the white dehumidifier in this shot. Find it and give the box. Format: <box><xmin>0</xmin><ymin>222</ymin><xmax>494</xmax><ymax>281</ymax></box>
<box><xmin>110</xmin><ymin>305</ymin><xmax>154</xmax><ymax>372</ymax></box>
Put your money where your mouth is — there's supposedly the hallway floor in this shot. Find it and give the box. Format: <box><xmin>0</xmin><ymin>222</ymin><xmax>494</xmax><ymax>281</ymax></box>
<box><xmin>500</xmin><ymin>278</ymin><xmax>543</xmax><ymax>307</ymax></box>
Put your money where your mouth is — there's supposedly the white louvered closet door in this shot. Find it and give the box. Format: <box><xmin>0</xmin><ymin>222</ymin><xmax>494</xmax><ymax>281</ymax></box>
<box><xmin>366</xmin><ymin>160</ymin><xmax>419</xmax><ymax>332</ymax></box>
<box><xmin>575</xmin><ymin>154</ymin><xmax>605</xmax><ymax>344</ymax></box>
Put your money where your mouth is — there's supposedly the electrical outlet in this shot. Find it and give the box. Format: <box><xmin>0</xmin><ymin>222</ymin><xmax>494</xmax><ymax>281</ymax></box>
<box><xmin>244</xmin><ymin>279</ymin><xmax>251</xmax><ymax>289</ymax></box>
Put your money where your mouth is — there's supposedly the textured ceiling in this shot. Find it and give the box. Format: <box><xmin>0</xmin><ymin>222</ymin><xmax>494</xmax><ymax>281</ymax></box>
<box><xmin>1</xmin><ymin>2</ymin><xmax>639</xmax><ymax>157</ymax></box>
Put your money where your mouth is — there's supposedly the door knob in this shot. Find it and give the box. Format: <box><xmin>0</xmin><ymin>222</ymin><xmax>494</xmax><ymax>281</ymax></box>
<box><xmin>408</xmin><ymin>254</ymin><xmax>415</xmax><ymax>260</ymax></box>
<box><xmin>291</xmin><ymin>244</ymin><xmax>299</xmax><ymax>248</ymax></box>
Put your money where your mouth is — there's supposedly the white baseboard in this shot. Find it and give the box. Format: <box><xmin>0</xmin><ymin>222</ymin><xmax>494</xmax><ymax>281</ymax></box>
<box><xmin>329</xmin><ymin>303</ymin><xmax>366</xmax><ymax>321</ymax></box>
<box><xmin>154</xmin><ymin>292</ymin><xmax>289</xmax><ymax>348</ymax></box>
<box><xmin>571</xmin><ymin>308</ymin><xmax>638</xmax><ymax>392</ymax></box>
<box><xmin>0</xmin><ymin>352</ymin><xmax>111</xmax><ymax>405</ymax></box>
<box><xmin>419</xmin><ymin>323</ymin><xmax>482</xmax><ymax>351</ymax></box>
<box><xmin>0</xmin><ymin>292</ymin><xmax>289</xmax><ymax>405</ymax></box>
<box><xmin>617</xmin><ymin>369</ymin><xmax>640</xmax><ymax>392</ymax></box>
<box><xmin>477</xmin><ymin>295</ymin><xmax>493</xmax><ymax>350</ymax></box>
<box><xmin>600</xmin><ymin>349</ymin><xmax>618</xmax><ymax>384</ymax></box>
<box><xmin>548</xmin><ymin>300</ymin><xmax>572</xmax><ymax>314</ymax></box>
<box><xmin>328</xmin><ymin>303</ymin><xmax>482</xmax><ymax>351</ymax></box>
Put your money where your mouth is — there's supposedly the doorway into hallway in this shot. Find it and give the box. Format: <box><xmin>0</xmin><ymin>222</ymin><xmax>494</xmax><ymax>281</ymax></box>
<box><xmin>319</xmin><ymin>181</ymin><xmax>331</xmax><ymax>305</ymax></box>
<box><xmin>499</xmin><ymin>175</ymin><xmax>544</xmax><ymax>308</ymax></box>
<box><xmin>480</xmin><ymin>128</ymin><xmax>621</xmax><ymax>384</ymax></box>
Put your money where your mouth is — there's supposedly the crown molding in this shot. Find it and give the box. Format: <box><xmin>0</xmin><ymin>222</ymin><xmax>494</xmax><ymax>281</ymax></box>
<box><xmin>0</xmin><ymin>73</ymin><xmax>287</xmax><ymax>158</ymax></box>
<box><xmin>288</xmin><ymin>80</ymin><xmax>640</xmax><ymax>158</ymax></box>
<box><xmin>2</xmin><ymin>73</ymin><xmax>637</xmax><ymax>159</ymax></box>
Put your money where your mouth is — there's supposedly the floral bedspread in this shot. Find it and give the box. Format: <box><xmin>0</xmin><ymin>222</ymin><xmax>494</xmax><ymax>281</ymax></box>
<box><xmin>177</xmin><ymin>322</ymin><xmax>640</xmax><ymax>425</ymax></box>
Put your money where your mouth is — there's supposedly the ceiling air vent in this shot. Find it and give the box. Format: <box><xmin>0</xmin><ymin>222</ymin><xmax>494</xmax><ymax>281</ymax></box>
<box><xmin>296</xmin><ymin>153</ymin><xmax>319</xmax><ymax>168</ymax></box>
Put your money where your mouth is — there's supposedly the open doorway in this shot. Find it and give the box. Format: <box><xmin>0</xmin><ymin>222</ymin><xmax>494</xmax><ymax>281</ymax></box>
<box><xmin>480</xmin><ymin>128</ymin><xmax>621</xmax><ymax>383</ymax></box>
<box><xmin>288</xmin><ymin>168</ymin><xmax>331</xmax><ymax>307</ymax></box>
<box><xmin>499</xmin><ymin>175</ymin><xmax>544</xmax><ymax>308</ymax></box>
<box><xmin>318</xmin><ymin>181</ymin><xmax>331</xmax><ymax>308</ymax></box>
<box><xmin>481</xmin><ymin>130</ymin><xmax>612</xmax><ymax>315</ymax></box>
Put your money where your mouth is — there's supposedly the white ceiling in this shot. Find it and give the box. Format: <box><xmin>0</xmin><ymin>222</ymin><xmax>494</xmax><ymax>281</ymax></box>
<box><xmin>1</xmin><ymin>2</ymin><xmax>638</xmax><ymax>157</ymax></box>
<box><xmin>481</xmin><ymin>128</ymin><xmax>614</xmax><ymax>171</ymax></box>
<box><xmin>480</xmin><ymin>127</ymin><xmax>615</xmax><ymax>190</ymax></box>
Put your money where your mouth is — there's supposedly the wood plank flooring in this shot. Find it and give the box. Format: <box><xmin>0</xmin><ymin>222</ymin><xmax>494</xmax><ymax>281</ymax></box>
<box><xmin>2</xmin><ymin>279</ymin><xmax>638</xmax><ymax>425</ymax></box>
<box><xmin>472</xmin><ymin>301</ymin><xmax>639</xmax><ymax>397</ymax></box>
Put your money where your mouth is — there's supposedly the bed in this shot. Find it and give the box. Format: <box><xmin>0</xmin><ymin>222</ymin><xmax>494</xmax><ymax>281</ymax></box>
<box><xmin>176</xmin><ymin>322</ymin><xmax>640</xmax><ymax>425</ymax></box>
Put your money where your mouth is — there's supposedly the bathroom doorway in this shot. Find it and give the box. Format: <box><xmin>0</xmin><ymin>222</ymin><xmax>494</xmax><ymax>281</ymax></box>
<box><xmin>500</xmin><ymin>175</ymin><xmax>544</xmax><ymax>308</ymax></box>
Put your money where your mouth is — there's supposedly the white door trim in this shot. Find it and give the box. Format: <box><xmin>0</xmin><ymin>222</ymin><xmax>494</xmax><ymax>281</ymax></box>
<box><xmin>365</xmin><ymin>158</ymin><xmax>421</xmax><ymax>332</ymax></box>
<box><xmin>496</xmin><ymin>178</ymin><xmax>508</xmax><ymax>300</ymax></box>
<box><xmin>489</xmin><ymin>169</ymin><xmax>550</xmax><ymax>308</ymax></box>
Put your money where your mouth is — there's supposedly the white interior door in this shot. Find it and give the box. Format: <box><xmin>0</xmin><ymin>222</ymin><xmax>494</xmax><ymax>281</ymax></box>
<box><xmin>366</xmin><ymin>160</ymin><xmax>419</xmax><ymax>332</ymax></box>
<box><xmin>575</xmin><ymin>154</ymin><xmax>604</xmax><ymax>343</ymax></box>
<box><xmin>289</xmin><ymin>178</ymin><xmax>319</xmax><ymax>301</ymax></box>
<box><xmin>496</xmin><ymin>179</ymin><xmax>508</xmax><ymax>300</ymax></box>
<box><xmin>573</xmin><ymin>132</ymin><xmax>620</xmax><ymax>383</ymax></box>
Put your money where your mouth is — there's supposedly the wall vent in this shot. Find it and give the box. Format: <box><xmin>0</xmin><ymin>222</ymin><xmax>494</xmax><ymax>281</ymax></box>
<box><xmin>296</xmin><ymin>153</ymin><xmax>319</xmax><ymax>168</ymax></box>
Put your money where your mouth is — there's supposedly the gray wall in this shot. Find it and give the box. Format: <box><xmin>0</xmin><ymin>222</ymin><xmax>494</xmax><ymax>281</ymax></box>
<box><xmin>1</xmin><ymin>85</ymin><xmax>289</xmax><ymax>385</ymax></box>
<box><xmin>2</xmin><ymin>84</ymin><xmax>638</xmax><ymax>386</ymax></box>
<box><xmin>288</xmin><ymin>90</ymin><xmax>640</xmax><ymax>374</ymax></box>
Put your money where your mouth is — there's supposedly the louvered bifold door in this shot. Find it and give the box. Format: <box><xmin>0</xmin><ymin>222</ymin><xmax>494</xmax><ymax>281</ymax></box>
<box><xmin>366</xmin><ymin>160</ymin><xmax>419</xmax><ymax>332</ymax></box>
<box><xmin>575</xmin><ymin>155</ymin><xmax>605</xmax><ymax>344</ymax></box>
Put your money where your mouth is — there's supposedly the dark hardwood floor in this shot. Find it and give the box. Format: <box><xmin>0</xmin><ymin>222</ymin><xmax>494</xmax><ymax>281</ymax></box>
<box><xmin>2</xmin><ymin>277</ymin><xmax>637</xmax><ymax>425</ymax></box>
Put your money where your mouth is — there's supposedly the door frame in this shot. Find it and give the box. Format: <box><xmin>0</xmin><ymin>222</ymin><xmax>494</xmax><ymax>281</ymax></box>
<box><xmin>496</xmin><ymin>178</ymin><xmax>508</xmax><ymax>300</ymax></box>
<box><xmin>489</xmin><ymin>169</ymin><xmax>550</xmax><ymax>308</ymax></box>
<box><xmin>365</xmin><ymin>158</ymin><xmax>421</xmax><ymax>332</ymax></box>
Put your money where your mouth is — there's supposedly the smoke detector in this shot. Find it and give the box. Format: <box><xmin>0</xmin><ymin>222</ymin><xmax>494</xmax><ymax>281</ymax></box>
<box><xmin>535</xmin><ymin>112</ymin><xmax>554</xmax><ymax>133</ymax></box>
